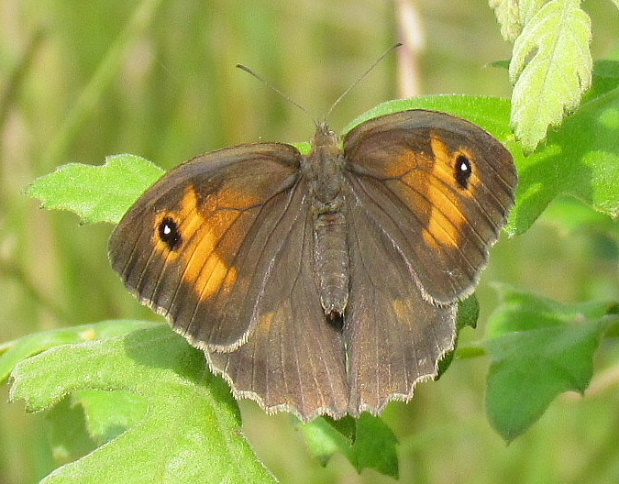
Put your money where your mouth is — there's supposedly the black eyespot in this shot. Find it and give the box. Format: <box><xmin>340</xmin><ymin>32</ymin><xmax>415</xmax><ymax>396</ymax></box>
<box><xmin>158</xmin><ymin>217</ymin><xmax>182</xmax><ymax>251</ymax></box>
<box><xmin>454</xmin><ymin>154</ymin><xmax>473</xmax><ymax>189</ymax></box>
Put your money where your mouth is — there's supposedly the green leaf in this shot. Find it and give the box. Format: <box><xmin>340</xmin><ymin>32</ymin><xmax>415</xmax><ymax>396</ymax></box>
<box><xmin>542</xmin><ymin>196</ymin><xmax>619</xmax><ymax>233</ymax></box>
<box><xmin>489</xmin><ymin>0</ymin><xmax>559</xmax><ymax>41</ymax></box>
<box><xmin>346</xmin><ymin>95</ymin><xmax>514</xmax><ymax>142</ymax></box>
<box><xmin>486</xmin><ymin>284</ymin><xmax>617</xmax><ymax>339</ymax></box>
<box><xmin>584</xmin><ymin>60</ymin><xmax>619</xmax><ymax>102</ymax></box>
<box><xmin>0</xmin><ymin>320</ymin><xmax>153</xmax><ymax>384</ymax></box>
<box><xmin>509</xmin><ymin>0</ymin><xmax>592</xmax><ymax>150</ymax></box>
<box><xmin>489</xmin><ymin>0</ymin><xmax>523</xmax><ymax>41</ymax></box>
<box><xmin>46</xmin><ymin>396</ymin><xmax>98</xmax><ymax>466</ymax></box>
<box><xmin>9</xmin><ymin>325</ymin><xmax>276</xmax><ymax>484</ymax></box>
<box><xmin>350</xmin><ymin>414</ymin><xmax>399</xmax><ymax>477</ymax></box>
<box><xmin>74</xmin><ymin>390</ymin><xmax>148</xmax><ymax>444</ymax></box>
<box><xmin>518</xmin><ymin>0</ymin><xmax>549</xmax><ymax>23</ymax></box>
<box><xmin>508</xmin><ymin>85</ymin><xmax>619</xmax><ymax>234</ymax></box>
<box><xmin>26</xmin><ymin>154</ymin><xmax>164</xmax><ymax>224</ymax></box>
<box><xmin>457</xmin><ymin>294</ymin><xmax>480</xmax><ymax>331</ymax></box>
<box><xmin>45</xmin><ymin>390</ymin><xmax>148</xmax><ymax>467</ymax></box>
<box><xmin>438</xmin><ymin>295</ymin><xmax>480</xmax><ymax>373</ymax></box>
<box><xmin>301</xmin><ymin>417</ymin><xmax>352</xmax><ymax>466</ymax></box>
<box><xmin>485</xmin><ymin>285</ymin><xmax>616</xmax><ymax>441</ymax></box>
<box><xmin>45</xmin><ymin>390</ymin><xmax>147</xmax><ymax>466</ymax></box>
<box><xmin>301</xmin><ymin>414</ymin><xmax>399</xmax><ymax>478</ymax></box>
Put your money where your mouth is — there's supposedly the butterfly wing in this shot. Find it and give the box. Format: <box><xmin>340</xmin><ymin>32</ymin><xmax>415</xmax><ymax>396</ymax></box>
<box><xmin>109</xmin><ymin>143</ymin><xmax>349</xmax><ymax>419</ymax></box>
<box><xmin>344</xmin><ymin>184</ymin><xmax>457</xmax><ymax>414</ymax></box>
<box><xmin>110</xmin><ymin>109</ymin><xmax>517</xmax><ymax>421</ymax></box>
<box><xmin>208</xmin><ymin>188</ymin><xmax>349</xmax><ymax>418</ymax></box>
<box><xmin>110</xmin><ymin>143</ymin><xmax>303</xmax><ymax>348</ymax></box>
<box><xmin>344</xmin><ymin>109</ymin><xmax>517</xmax><ymax>305</ymax></box>
<box><xmin>342</xmin><ymin>109</ymin><xmax>517</xmax><ymax>413</ymax></box>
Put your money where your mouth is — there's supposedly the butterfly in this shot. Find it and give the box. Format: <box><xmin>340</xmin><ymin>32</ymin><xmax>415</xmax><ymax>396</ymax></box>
<box><xmin>109</xmin><ymin>108</ymin><xmax>517</xmax><ymax>421</ymax></box>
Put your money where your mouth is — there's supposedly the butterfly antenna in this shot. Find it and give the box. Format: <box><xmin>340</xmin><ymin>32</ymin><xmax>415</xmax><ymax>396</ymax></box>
<box><xmin>236</xmin><ymin>64</ymin><xmax>317</xmax><ymax>125</ymax></box>
<box><xmin>324</xmin><ymin>43</ymin><xmax>403</xmax><ymax>122</ymax></box>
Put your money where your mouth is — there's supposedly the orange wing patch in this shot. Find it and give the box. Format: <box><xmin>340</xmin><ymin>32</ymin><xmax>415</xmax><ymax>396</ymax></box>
<box><xmin>419</xmin><ymin>134</ymin><xmax>479</xmax><ymax>250</ymax></box>
<box><xmin>153</xmin><ymin>186</ymin><xmax>239</xmax><ymax>299</ymax></box>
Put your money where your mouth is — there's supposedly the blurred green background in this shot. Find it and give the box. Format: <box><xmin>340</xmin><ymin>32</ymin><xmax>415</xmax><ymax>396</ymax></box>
<box><xmin>1</xmin><ymin>1</ymin><xmax>618</xmax><ymax>483</ymax></box>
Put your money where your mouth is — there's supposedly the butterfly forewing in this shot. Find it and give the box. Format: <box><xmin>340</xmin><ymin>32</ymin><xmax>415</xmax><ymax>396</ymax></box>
<box><xmin>344</xmin><ymin>110</ymin><xmax>517</xmax><ymax>305</ymax></box>
<box><xmin>109</xmin><ymin>143</ymin><xmax>304</xmax><ymax>349</ymax></box>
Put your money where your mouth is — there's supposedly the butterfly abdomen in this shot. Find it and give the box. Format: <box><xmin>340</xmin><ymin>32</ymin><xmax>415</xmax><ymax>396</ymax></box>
<box><xmin>303</xmin><ymin>124</ymin><xmax>352</xmax><ymax>321</ymax></box>
<box><xmin>314</xmin><ymin>209</ymin><xmax>349</xmax><ymax>320</ymax></box>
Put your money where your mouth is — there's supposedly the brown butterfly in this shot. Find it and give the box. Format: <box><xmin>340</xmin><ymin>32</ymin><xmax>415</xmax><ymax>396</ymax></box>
<box><xmin>109</xmin><ymin>109</ymin><xmax>517</xmax><ymax>421</ymax></box>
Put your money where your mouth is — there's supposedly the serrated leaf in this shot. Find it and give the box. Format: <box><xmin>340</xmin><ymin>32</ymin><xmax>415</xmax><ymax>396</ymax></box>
<box><xmin>509</xmin><ymin>0</ymin><xmax>592</xmax><ymax>150</ymax></box>
<box><xmin>301</xmin><ymin>414</ymin><xmax>399</xmax><ymax>478</ymax></box>
<box><xmin>486</xmin><ymin>284</ymin><xmax>617</xmax><ymax>339</ymax></box>
<box><xmin>346</xmin><ymin>95</ymin><xmax>514</xmax><ymax>141</ymax></box>
<box><xmin>9</xmin><ymin>325</ymin><xmax>276</xmax><ymax>484</ymax></box>
<box><xmin>0</xmin><ymin>320</ymin><xmax>153</xmax><ymax>384</ymax></box>
<box><xmin>489</xmin><ymin>0</ymin><xmax>559</xmax><ymax>44</ymax></box>
<box><xmin>518</xmin><ymin>0</ymin><xmax>549</xmax><ymax>24</ymax></box>
<box><xmin>300</xmin><ymin>417</ymin><xmax>352</xmax><ymax>466</ymax></box>
<box><xmin>75</xmin><ymin>390</ymin><xmax>148</xmax><ymax>444</ymax></box>
<box><xmin>47</xmin><ymin>397</ymin><xmax>97</xmax><ymax>465</ymax></box>
<box><xmin>542</xmin><ymin>196</ymin><xmax>619</xmax><ymax>233</ymax></box>
<box><xmin>349</xmin><ymin>414</ymin><xmax>399</xmax><ymax>478</ymax></box>
<box><xmin>485</xmin><ymin>285</ymin><xmax>616</xmax><ymax>441</ymax></box>
<box><xmin>489</xmin><ymin>0</ymin><xmax>523</xmax><ymax>41</ymax></box>
<box><xmin>584</xmin><ymin>60</ymin><xmax>619</xmax><ymax>101</ymax></box>
<box><xmin>438</xmin><ymin>295</ymin><xmax>480</xmax><ymax>373</ymax></box>
<box><xmin>507</xmin><ymin>85</ymin><xmax>619</xmax><ymax>235</ymax></box>
<box><xmin>26</xmin><ymin>154</ymin><xmax>164</xmax><ymax>224</ymax></box>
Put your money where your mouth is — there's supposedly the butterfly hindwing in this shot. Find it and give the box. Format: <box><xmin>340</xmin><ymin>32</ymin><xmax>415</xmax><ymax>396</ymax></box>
<box><xmin>344</xmin><ymin>175</ymin><xmax>457</xmax><ymax>415</ymax></box>
<box><xmin>209</xmin><ymin>186</ymin><xmax>349</xmax><ymax>418</ymax></box>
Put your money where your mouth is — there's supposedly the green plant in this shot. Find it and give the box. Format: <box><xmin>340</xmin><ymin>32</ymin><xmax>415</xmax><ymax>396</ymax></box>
<box><xmin>2</xmin><ymin>1</ymin><xmax>618</xmax><ymax>483</ymax></box>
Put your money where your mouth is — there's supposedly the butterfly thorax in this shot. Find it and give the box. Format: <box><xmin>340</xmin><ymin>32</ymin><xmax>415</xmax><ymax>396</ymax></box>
<box><xmin>304</xmin><ymin>123</ymin><xmax>346</xmax><ymax>205</ymax></box>
<box><xmin>302</xmin><ymin>123</ymin><xmax>350</xmax><ymax>321</ymax></box>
